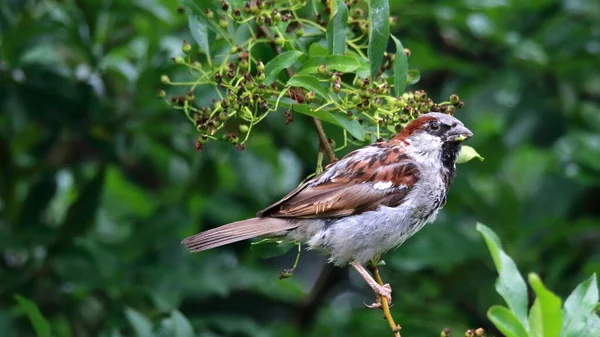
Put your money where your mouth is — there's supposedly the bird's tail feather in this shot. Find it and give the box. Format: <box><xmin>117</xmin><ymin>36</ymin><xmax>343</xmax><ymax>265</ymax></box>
<box><xmin>182</xmin><ymin>217</ymin><xmax>298</xmax><ymax>252</ymax></box>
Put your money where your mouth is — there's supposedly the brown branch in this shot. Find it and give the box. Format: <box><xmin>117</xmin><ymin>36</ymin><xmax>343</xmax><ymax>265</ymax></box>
<box><xmin>368</xmin><ymin>264</ymin><xmax>402</xmax><ymax>337</ymax></box>
<box><xmin>258</xmin><ymin>25</ymin><xmax>338</xmax><ymax>163</ymax></box>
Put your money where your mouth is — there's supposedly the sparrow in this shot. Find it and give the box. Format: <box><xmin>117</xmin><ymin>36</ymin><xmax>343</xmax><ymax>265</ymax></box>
<box><xmin>182</xmin><ymin>112</ymin><xmax>472</xmax><ymax>306</ymax></box>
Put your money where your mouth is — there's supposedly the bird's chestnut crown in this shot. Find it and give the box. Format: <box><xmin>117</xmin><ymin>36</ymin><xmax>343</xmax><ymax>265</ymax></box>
<box><xmin>395</xmin><ymin>112</ymin><xmax>472</xmax><ymax>143</ymax></box>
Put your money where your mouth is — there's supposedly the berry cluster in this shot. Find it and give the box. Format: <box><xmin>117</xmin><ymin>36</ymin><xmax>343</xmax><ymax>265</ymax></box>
<box><xmin>163</xmin><ymin>0</ymin><xmax>464</xmax><ymax>152</ymax></box>
<box><xmin>440</xmin><ymin>327</ymin><xmax>486</xmax><ymax>337</ymax></box>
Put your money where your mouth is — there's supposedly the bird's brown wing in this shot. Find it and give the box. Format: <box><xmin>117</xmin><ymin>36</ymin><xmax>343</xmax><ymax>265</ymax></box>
<box><xmin>257</xmin><ymin>143</ymin><xmax>420</xmax><ymax>219</ymax></box>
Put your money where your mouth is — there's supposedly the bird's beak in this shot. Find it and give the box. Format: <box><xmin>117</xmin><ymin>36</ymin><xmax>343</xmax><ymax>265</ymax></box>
<box><xmin>445</xmin><ymin>125</ymin><xmax>473</xmax><ymax>142</ymax></box>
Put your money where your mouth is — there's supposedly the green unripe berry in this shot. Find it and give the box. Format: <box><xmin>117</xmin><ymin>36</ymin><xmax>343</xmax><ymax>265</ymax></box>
<box><xmin>360</xmin><ymin>23</ymin><xmax>368</xmax><ymax>34</ymax></box>
<box><xmin>219</xmin><ymin>112</ymin><xmax>230</xmax><ymax>121</ymax></box>
<box><xmin>449</xmin><ymin>94</ymin><xmax>460</xmax><ymax>104</ymax></box>
<box><xmin>317</xmin><ymin>64</ymin><xmax>327</xmax><ymax>75</ymax></box>
<box><xmin>256</xmin><ymin>72</ymin><xmax>265</xmax><ymax>82</ymax></box>
<box><xmin>205</xmin><ymin>9</ymin><xmax>214</xmax><ymax>19</ymax></box>
<box><xmin>272</xmin><ymin>12</ymin><xmax>281</xmax><ymax>23</ymax></box>
<box><xmin>186</xmin><ymin>91</ymin><xmax>195</xmax><ymax>101</ymax></box>
<box><xmin>219</xmin><ymin>17</ymin><xmax>229</xmax><ymax>29</ymax></box>
<box><xmin>305</xmin><ymin>91</ymin><xmax>315</xmax><ymax>103</ymax></box>
<box><xmin>239</xmin><ymin>59</ymin><xmax>249</xmax><ymax>70</ymax></box>
<box><xmin>174</xmin><ymin>56</ymin><xmax>185</xmax><ymax>64</ymax></box>
<box><xmin>371</xmin><ymin>98</ymin><xmax>381</xmax><ymax>110</ymax></box>
<box><xmin>160</xmin><ymin>75</ymin><xmax>170</xmax><ymax>84</ymax></box>
<box><xmin>182</xmin><ymin>41</ymin><xmax>192</xmax><ymax>54</ymax></box>
<box><xmin>352</xmin><ymin>8</ymin><xmax>363</xmax><ymax>18</ymax></box>
<box><xmin>296</xmin><ymin>27</ymin><xmax>304</xmax><ymax>37</ymax></box>
<box><xmin>274</xmin><ymin>35</ymin><xmax>285</xmax><ymax>46</ymax></box>
<box><xmin>156</xmin><ymin>89</ymin><xmax>166</xmax><ymax>98</ymax></box>
<box><xmin>257</xmin><ymin>61</ymin><xmax>265</xmax><ymax>71</ymax></box>
<box><xmin>198</xmin><ymin>135</ymin><xmax>209</xmax><ymax>144</ymax></box>
<box><xmin>351</xmin><ymin>95</ymin><xmax>360</xmax><ymax>104</ymax></box>
<box><xmin>239</xmin><ymin>124</ymin><xmax>249</xmax><ymax>133</ymax></box>
<box><xmin>332</xmin><ymin>82</ymin><xmax>341</xmax><ymax>93</ymax></box>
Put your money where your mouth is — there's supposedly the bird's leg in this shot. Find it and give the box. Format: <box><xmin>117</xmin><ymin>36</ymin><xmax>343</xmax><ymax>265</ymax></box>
<box><xmin>365</xmin><ymin>262</ymin><xmax>402</xmax><ymax>337</ymax></box>
<box><xmin>351</xmin><ymin>261</ymin><xmax>392</xmax><ymax>308</ymax></box>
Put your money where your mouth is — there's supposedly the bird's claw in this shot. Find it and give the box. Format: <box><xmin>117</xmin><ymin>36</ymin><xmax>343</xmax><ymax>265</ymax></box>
<box><xmin>375</xmin><ymin>283</ymin><xmax>392</xmax><ymax>304</ymax></box>
<box><xmin>362</xmin><ymin>300</ymin><xmax>395</xmax><ymax>310</ymax></box>
<box><xmin>363</xmin><ymin>301</ymin><xmax>382</xmax><ymax>309</ymax></box>
<box><xmin>363</xmin><ymin>283</ymin><xmax>393</xmax><ymax>309</ymax></box>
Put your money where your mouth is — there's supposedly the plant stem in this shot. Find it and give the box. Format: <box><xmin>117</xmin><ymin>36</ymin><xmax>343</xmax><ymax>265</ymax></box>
<box><xmin>367</xmin><ymin>264</ymin><xmax>402</xmax><ymax>337</ymax></box>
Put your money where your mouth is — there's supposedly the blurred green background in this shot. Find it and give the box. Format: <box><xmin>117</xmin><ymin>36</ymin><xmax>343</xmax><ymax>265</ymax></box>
<box><xmin>1</xmin><ymin>0</ymin><xmax>600</xmax><ymax>336</ymax></box>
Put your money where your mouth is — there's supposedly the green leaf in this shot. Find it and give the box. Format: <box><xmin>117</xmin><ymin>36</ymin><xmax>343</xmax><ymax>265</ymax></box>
<box><xmin>326</xmin><ymin>0</ymin><xmax>348</xmax><ymax>55</ymax></box>
<box><xmin>477</xmin><ymin>223</ymin><xmax>529</xmax><ymax>329</ymax></box>
<box><xmin>308</xmin><ymin>43</ymin><xmax>328</xmax><ymax>57</ymax></box>
<box><xmin>560</xmin><ymin>273</ymin><xmax>599</xmax><ymax>337</ymax></box>
<box><xmin>290</xmin><ymin>104</ymin><xmax>339</xmax><ymax>125</ymax></box>
<box><xmin>188</xmin><ymin>14</ymin><xmax>211</xmax><ymax>61</ymax></box>
<box><xmin>170</xmin><ymin>310</ymin><xmax>195</xmax><ymax>337</ymax></box>
<box><xmin>528</xmin><ymin>273</ymin><xmax>563</xmax><ymax>337</ymax></box>
<box><xmin>367</xmin><ymin>0</ymin><xmax>390</xmax><ymax>78</ymax></box>
<box><xmin>580</xmin><ymin>314</ymin><xmax>600</xmax><ymax>337</ymax></box>
<box><xmin>488</xmin><ymin>305</ymin><xmax>529</xmax><ymax>337</ymax></box>
<box><xmin>251</xmin><ymin>239</ymin><xmax>295</xmax><ymax>259</ymax></box>
<box><xmin>331</xmin><ymin>113</ymin><xmax>365</xmax><ymax>141</ymax></box>
<box><xmin>264</xmin><ymin>51</ymin><xmax>303</xmax><ymax>85</ymax></box>
<box><xmin>179</xmin><ymin>0</ymin><xmax>230</xmax><ymax>43</ymax></box>
<box><xmin>125</xmin><ymin>307</ymin><xmax>154</xmax><ymax>337</ymax></box>
<box><xmin>391</xmin><ymin>35</ymin><xmax>408</xmax><ymax>96</ymax></box>
<box><xmin>18</xmin><ymin>174</ymin><xmax>57</xmax><ymax>229</ymax></box>
<box><xmin>287</xmin><ymin>75</ymin><xmax>329</xmax><ymax>100</ymax></box>
<box><xmin>274</xmin><ymin>101</ymin><xmax>364</xmax><ymax>141</ymax></box>
<box><xmin>13</xmin><ymin>295</ymin><xmax>51</xmax><ymax>337</ymax></box>
<box><xmin>53</xmin><ymin>165</ymin><xmax>106</xmax><ymax>250</ymax></box>
<box><xmin>297</xmin><ymin>55</ymin><xmax>361</xmax><ymax>75</ymax></box>
<box><xmin>457</xmin><ymin>145</ymin><xmax>485</xmax><ymax>164</ymax></box>
<box><xmin>407</xmin><ymin>69</ymin><xmax>421</xmax><ymax>85</ymax></box>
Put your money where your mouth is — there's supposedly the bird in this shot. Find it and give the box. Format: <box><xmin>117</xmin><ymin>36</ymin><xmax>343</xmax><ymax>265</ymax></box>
<box><xmin>182</xmin><ymin>112</ymin><xmax>472</xmax><ymax>306</ymax></box>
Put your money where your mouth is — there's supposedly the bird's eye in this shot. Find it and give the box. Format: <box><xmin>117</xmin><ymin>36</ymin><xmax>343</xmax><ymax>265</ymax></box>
<box><xmin>429</xmin><ymin>121</ymin><xmax>440</xmax><ymax>131</ymax></box>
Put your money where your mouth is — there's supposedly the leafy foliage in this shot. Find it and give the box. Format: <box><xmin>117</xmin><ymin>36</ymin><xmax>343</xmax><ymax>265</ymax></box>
<box><xmin>1</xmin><ymin>0</ymin><xmax>600</xmax><ymax>336</ymax></box>
<box><xmin>162</xmin><ymin>0</ymin><xmax>468</xmax><ymax>153</ymax></box>
<box><xmin>478</xmin><ymin>223</ymin><xmax>600</xmax><ymax>337</ymax></box>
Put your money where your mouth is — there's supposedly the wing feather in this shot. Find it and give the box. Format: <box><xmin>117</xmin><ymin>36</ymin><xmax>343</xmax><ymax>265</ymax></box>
<box><xmin>258</xmin><ymin>142</ymin><xmax>420</xmax><ymax>219</ymax></box>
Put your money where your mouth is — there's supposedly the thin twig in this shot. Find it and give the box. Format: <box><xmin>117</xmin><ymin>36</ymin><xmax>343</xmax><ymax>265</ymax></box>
<box><xmin>367</xmin><ymin>264</ymin><xmax>402</xmax><ymax>337</ymax></box>
<box><xmin>258</xmin><ymin>25</ymin><xmax>338</xmax><ymax>163</ymax></box>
